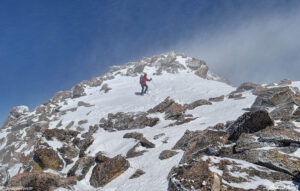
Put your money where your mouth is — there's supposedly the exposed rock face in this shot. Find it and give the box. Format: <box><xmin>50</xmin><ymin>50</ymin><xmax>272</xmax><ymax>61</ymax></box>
<box><xmin>72</xmin><ymin>84</ymin><xmax>86</xmax><ymax>98</ymax></box>
<box><xmin>0</xmin><ymin>166</ymin><xmax>9</xmax><ymax>186</ymax></box>
<box><xmin>172</xmin><ymin>130</ymin><xmax>197</xmax><ymax>151</ymax></box>
<box><xmin>180</xmin><ymin>130</ymin><xmax>230</xmax><ymax>162</ymax></box>
<box><xmin>9</xmin><ymin>106</ymin><xmax>29</xmax><ymax>118</ymax></box>
<box><xmin>73</xmin><ymin>135</ymin><xmax>94</xmax><ymax>157</ymax></box>
<box><xmin>159</xmin><ymin>150</ymin><xmax>178</xmax><ymax>160</ymax></box>
<box><xmin>51</xmin><ymin>91</ymin><xmax>72</xmax><ymax>103</ymax></box>
<box><xmin>209</xmin><ymin>95</ymin><xmax>224</xmax><ymax>102</ymax></box>
<box><xmin>57</xmin><ymin>145</ymin><xmax>79</xmax><ymax>165</ymax></box>
<box><xmin>7</xmin><ymin>172</ymin><xmax>61</xmax><ymax>191</ymax></box>
<box><xmin>129</xmin><ymin>169</ymin><xmax>145</xmax><ymax>179</ymax></box>
<box><xmin>90</xmin><ymin>155</ymin><xmax>130</xmax><ymax>188</ymax></box>
<box><xmin>67</xmin><ymin>156</ymin><xmax>95</xmax><ymax>180</ymax></box>
<box><xmin>123</xmin><ymin>132</ymin><xmax>155</xmax><ymax>148</ymax></box>
<box><xmin>100</xmin><ymin>83</ymin><xmax>112</xmax><ymax>93</ymax></box>
<box><xmin>33</xmin><ymin>147</ymin><xmax>64</xmax><ymax>171</ymax></box>
<box><xmin>228</xmin><ymin>93</ymin><xmax>245</xmax><ymax>100</ymax></box>
<box><xmin>148</xmin><ymin>97</ymin><xmax>176</xmax><ymax>113</ymax></box>
<box><xmin>165</xmin><ymin>102</ymin><xmax>186</xmax><ymax>120</ymax></box>
<box><xmin>126</xmin><ymin>143</ymin><xmax>147</xmax><ymax>158</ymax></box>
<box><xmin>195</xmin><ymin>65</ymin><xmax>209</xmax><ymax>79</ymax></box>
<box><xmin>236</xmin><ymin>82</ymin><xmax>262</xmax><ymax>92</ymax></box>
<box><xmin>100</xmin><ymin>112</ymin><xmax>159</xmax><ymax>132</ymax></box>
<box><xmin>251</xmin><ymin>86</ymin><xmax>299</xmax><ymax>109</ymax></box>
<box><xmin>226</xmin><ymin>110</ymin><xmax>274</xmax><ymax>140</ymax></box>
<box><xmin>279</xmin><ymin>78</ymin><xmax>292</xmax><ymax>86</ymax></box>
<box><xmin>270</xmin><ymin>103</ymin><xmax>294</xmax><ymax>120</ymax></box>
<box><xmin>184</xmin><ymin>99</ymin><xmax>212</xmax><ymax>110</ymax></box>
<box><xmin>77</xmin><ymin>101</ymin><xmax>94</xmax><ymax>107</ymax></box>
<box><xmin>43</xmin><ymin>128</ymin><xmax>79</xmax><ymax>142</ymax></box>
<box><xmin>168</xmin><ymin>155</ymin><xmax>294</xmax><ymax>191</ymax></box>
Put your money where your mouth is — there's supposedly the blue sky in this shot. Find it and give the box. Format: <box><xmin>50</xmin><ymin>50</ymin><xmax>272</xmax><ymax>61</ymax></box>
<box><xmin>1</xmin><ymin>0</ymin><xmax>300</xmax><ymax>124</ymax></box>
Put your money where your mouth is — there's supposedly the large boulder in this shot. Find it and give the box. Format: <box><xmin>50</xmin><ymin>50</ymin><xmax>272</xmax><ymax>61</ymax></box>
<box><xmin>43</xmin><ymin>128</ymin><xmax>79</xmax><ymax>142</ymax></box>
<box><xmin>123</xmin><ymin>132</ymin><xmax>155</xmax><ymax>148</ymax></box>
<box><xmin>126</xmin><ymin>143</ymin><xmax>147</xmax><ymax>158</ymax></box>
<box><xmin>226</xmin><ymin>109</ymin><xmax>274</xmax><ymax>140</ymax></box>
<box><xmin>195</xmin><ymin>65</ymin><xmax>209</xmax><ymax>79</ymax></box>
<box><xmin>67</xmin><ymin>156</ymin><xmax>95</xmax><ymax>180</ymax></box>
<box><xmin>251</xmin><ymin>86</ymin><xmax>298</xmax><ymax>109</ymax></box>
<box><xmin>100</xmin><ymin>112</ymin><xmax>159</xmax><ymax>132</ymax></box>
<box><xmin>57</xmin><ymin>145</ymin><xmax>80</xmax><ymax>165</ymax></box>
<box><xmin>33</xmin><ymin>147</ymin><xmax>64</xmax><ymax>171</ymax></box>
<box><xmin>7</xmin><ymin>172</ymin><xmax>61</xmax><ymax>191</ymax></box>
<box><xmin>159</xmin><ymin>150</ymin><xmax>178</xmax><ymax>160</ymax></box>
<box><xmin>208</xmin><ymin>95</ymin><xmax>224</xmax><ymax>102</ymax></box>
<box><xmin>236</xmin><ymin>82</ymin><xmax>262</xmax><ymax>92</ymax></box>
<box><xmin>270</xmin><ymin>103</ymin><xmax>294</xmax><ymax>120</ymax></box>
<box><xmin>89</xmin><ymin>155</ymin><xmax>130</xmax><ymax>188</ymax></box>
<box><xmin>168</xmin><ymin>155</ymin><xmax>295</xmax><ymax>191</ymax></box>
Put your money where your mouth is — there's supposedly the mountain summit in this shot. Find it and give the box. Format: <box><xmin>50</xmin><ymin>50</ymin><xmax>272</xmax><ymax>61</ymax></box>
<box><xmin>1</xmin><ymin>52</ymin><xmax>300</xmax><ymax>191</ymax></box>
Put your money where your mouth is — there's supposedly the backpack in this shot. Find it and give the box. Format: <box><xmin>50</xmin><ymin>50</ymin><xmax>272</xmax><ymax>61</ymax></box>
<box><xmin>140</xmin><ymin>75</ymin><xmax>144</xmax><ymax>83</ymax></box>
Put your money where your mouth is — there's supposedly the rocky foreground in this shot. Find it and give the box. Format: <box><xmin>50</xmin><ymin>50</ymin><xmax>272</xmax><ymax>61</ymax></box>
<box><xmin>0</xmin><ymin>52</ymin><xmax>300</xmax><ymax>190</ymax></box>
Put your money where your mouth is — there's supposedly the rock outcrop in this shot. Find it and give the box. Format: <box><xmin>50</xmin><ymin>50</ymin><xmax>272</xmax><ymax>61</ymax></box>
<box><xmin>90</xmin><ymin>155</ymin><xmax>130</xmax><ymax>188</ymax></box>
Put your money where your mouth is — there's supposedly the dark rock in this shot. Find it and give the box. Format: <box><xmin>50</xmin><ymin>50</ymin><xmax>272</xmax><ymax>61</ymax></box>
<box><xmin>165</xmin><ymin>102</ymin><xmax>186</xmax><ymax>120</ymax></box>
<box><xmin>279</xmin><ymin>78</ymin><xmax>292</xmax><ymax>86</ymax></box>
<box><xmin>228</xmin><ymin>93</ymin><xmax>245</xmax><ymax>100</ymax></box>
<box><xmin>100</xmin><ymin>83</ymin><xmax>112</xmax><ymax>93</ymax></box>
<box><xmin>72</xmin><ymin>84</ymin><xmax>86</xmax><ymax>98</ymax></box>
<box><xmin>194</xmin><ymin>65</ymin><xmax>209</xmax><ymax>79</ymax></box>
<box><xmin>78</xmin><ymin>119</ymin><xmax>88</xmax><ymax>125</ymax></box>
<box><xmin>172</xmin><ymin>130</ymin><xmax>197</xmax><ymax>150</ymax></box>
<box><xmin>77</xmin><ymin>101</ymin><xmax>94</xmax><ymax>107</ymax></box>
<box><xmin>51</xmin><ymin>91</ymin><xmax>72</xmax><ymax>103</ymax></box>
<box><xmin>43</xmin><ymin>128</ymin><xmax>79</xmax><ymax>142</ymax></box>
<box><xmin>126</xmin><ymin>143</ymin><xmax>147</xmax><ymax>158</ymax></box>
<box><xmin>33</xmin><ymin>147</ymin><xmax>64</xmax><ymax>171</ymax></box>
<box><xmin>74</xmin><ymin>135</ymin><xmax>94</xmax><ymax>158</ymax></box>
<box><xmin>153</xmin><ymin>133</ymin><xmax>165</xmax><ymax>140</ymax></box>
<box><xmin>148</xmin><ymin>97</ymin><xmax>175</xmax><ymax>113</ymax></box>
<box><xmin>9</xmin><ymin>106</ymin><xmax>29</xmax><ymax>118</ymax></box>
<box><xmin>65</xmin><ymin>121</ymin><xmax>75</xmax><ymax>129</ymax></box>
<box><xmin>236</xmin><ymin>82</ymin><xmax>262</xmax><ymax>92</ymax></box>
<box><xmin>67</xmin><ymin>156</ymin><xmax>95</xmax><ymax>180</ymax></box>
<box><xmin>123</xmin><ymin>132</ymin><xmax>144</xmax><ymax>140</ymax></box>
<box><xmin>129</xmin><ymin>169</ymin><xmax>145</xmax><ymax>179</ymax></box>
<box><xmin>95</xmin><ymin>152</ymin><xmax>110</xmax><ymax>163</ymax></box>
<box><xmin>7</xmin><ymin>172</ymin><xmax>61</xmax><ymax>191</ymax></box>
<box><xmin>100</xmin><ymin>112</ymin><xmax>159</xmax><ymax>132</ymax></box>
<box><xmin>57</xmin><ymin>145</ymin><xmax>80</xmax><ymax>165</ymax></box>
<box><xmin>0</xmin><ymin>166</ymin><xmax>9</xmax><ymax>186</ymax></box>
<box><xmin>184</xmin><ymin>99</ymin><xmax>212</xmax><ymax>110</ymax></box>
<box><xmin>209</xmin><ymin>95</ymin><xmax>224</xmax><ymax>102</ymax></box>
<box><xmin>226</xmin><ymin>109</ymin><xmax>274</xmax><ymax>140</ymax></box>
<box><xmin>159</xmin><ymin>150</ymin><xmax>179</xmax><ymax>160</ymax></box>
<box><xmin>89</xmin><ymin>155</ymin><xmax>130</xmax><ymax>188</ymax></box>
<box><xmin>270</xmin><ymin>103</ymin><xmax>294</xmax><ymax>120</ymax></box>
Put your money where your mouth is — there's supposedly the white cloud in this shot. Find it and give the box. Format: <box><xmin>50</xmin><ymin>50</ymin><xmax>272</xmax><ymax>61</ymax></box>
<box><xmin>175</xmin><ymin>8</ymin><xmax>300</xmax><ymax>85</ymax></box>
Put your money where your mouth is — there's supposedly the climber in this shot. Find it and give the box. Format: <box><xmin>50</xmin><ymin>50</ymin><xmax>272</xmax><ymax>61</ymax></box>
<box><xmin>140</xmin><ymin>73</ymin><xmax>152</xmax><ymax>95</ymax></box>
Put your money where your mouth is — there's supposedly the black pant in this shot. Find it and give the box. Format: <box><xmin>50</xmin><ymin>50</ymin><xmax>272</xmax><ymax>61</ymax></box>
<box><xmin>141</xmin><ymin>83</ymin><xmax>148</xmax><ymax>94</ymax></box>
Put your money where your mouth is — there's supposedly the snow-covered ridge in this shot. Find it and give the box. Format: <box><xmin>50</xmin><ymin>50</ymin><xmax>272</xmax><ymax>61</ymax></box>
<box><xmin>1</xmin><ymin>52</ymin><xmax>300</xmax><ymax>191</ymax></box>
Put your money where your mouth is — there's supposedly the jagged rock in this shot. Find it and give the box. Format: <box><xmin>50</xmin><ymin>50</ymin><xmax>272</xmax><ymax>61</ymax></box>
<box><xmin>209</xmin><ymin>95</ymin><xmax>224</xmax><ymax>102</ymax></box>
<box><xmin>72</xmin><ymin>84</ymin><xmax>86</xmax><ymax>98</ymax></box>
<box><xmin>159</xmin><ymin>150</ymin><xmax>178</xmax><ymax>160</ymax></box>
<box><xmin>172</xmin><ymin>130</ymin><xmax>197</xmax><ymax>150</ymax></box>
<box><xmin>184</xmin><ymin>99</ymin><xmax>212</xmax><ymax>110</ymax></box>
<box><xmin>95</xmin><ymin>152</ymin><xmax>110</xmax><ymax>163</ymax></box>
<box><xmin>194</xmin><ymin>65</ymin><xmax>209</xmax><ymax>79</ymax></box>
<box><xmin>149</xmin><ymin>97</ymin><xmax>176</xmax><ymax>114</ymax></box>
<box><xmin>43</xmin><ymin>128</ymin><xmax>79</xmax><ymax>142</ymax></box>
<box><xmin>279</xmin><ymin>78</ymin><xmax>292</xmax><ymax>86</ymax></box>
<box><xmin>236</xmin><ymin>82</ymin><xmax>262</xmax><ymax>92</ymax></box>
<box><xmin>7</xmin><ymin>172</ymin><xmax>61</xmax><ymax>191</ymax></box>
<box><xmin>100</xmin><ymin>112</ymin><xmax>159</xmax><ymax>132</ymax></box>
<box><xmin>153</xmin><ymin>133</ymin><xmax>165</xmax><ymax>140</ymax></box>
<box><xmin>89</xmin><ymin>155</ymin><xmax>130</xmax><ymax>188</ymax></box>
<box><xmin>9</xmin><ymin>106</ymin><xmax>29</xmax><ymax>118</ymax></box>
<box><xmin>126</xmin><ymin>143</ymin><xmax>147</xmax><ymax>158</ymax></box>
<box><xmin>33</xmin><ymin>147</ymin><xmax>64</xmax><ymax>171</ymax></box>
<box><xmin>180</xmin><ymin>130</ymin><xmax>230</xmax><ymax>162</ymax></box>
<box><xmin>226</xmin><ymin>109</ymin><xmax>274</xmax><ymax>140</ymax></box>
<box><xmin>57</xmin><ymin>145</ymin><xmax>80</xmax><ymax>165</ymax></box>
<box><xmin>88</xmin><ymin>77</ymin><xmax>103</xmax><ymax>87</ymax></box>
<box><xmin>165</xmin><ymin>102</ymin><xmax>186</xmax><ymax>120</ymax></box>
<box><xmin>186</xmin><ymin>58</ymin><xmax>206</xmax><ymax>70</ymax></box>
<box><xmin>123</xmin><ymin>132</ymin><xmax>144</xmax><ymax>140</ymax></box>
<box><xmin>235</xmin><ymin>133</ymin><xmax>276</xmax><ymax>153</ymax></box>
<box><xmin>77</xmin><ymin>101</ymin><xmax>94</xmax><ymax>107</ymax></box>
<box><xmin>65</xmin><ymin>121</ymin><xmax>75</xmax><ymax>129</ymax></box>
<box><xmin>74</xmin><ymin>135</ymin><xmax>94</xmax><ymax>158</ymax></box>
<box><xmin>251</xmin><ymin>86</ymin><xmax>298</xmax><ymax>109</ymax></box>
<box><xmin>168</xmin><ymin>155</ymin><xmax>295</xmax><ymax>191</ymax></box>
<box><xmin>165</xmin><ymin>117</ymin><xmax>197</xmax><ymax>128</ymax></box>
<box><xmin>0</xmin><ymin>166</ymin><xmax>9</xmax><ymax>186</ymax></box>
<box><xmin>129</xmin><ymin>169</ymin><xmax>145</xmax><ymax>179</ymax></box>
<box><xmin>100</xmin><ymin>83</ymin><xmax>112</xmax><ymax>93</ymax></box>
<box><xmin>31</xmin><ymin>121</ymin><xmax>49</xmax><ymax>132</ymax></box>
<box><xmin>292</xmin><ymin>107</ymin><xmax>300</xmax><ymax>121</ymax></box>
<box><xmin>67</xmin><ymin>156</ymin><xmax>95</xmax><ymax>180</ymax></box>
<box><xmin>228</xmin><ymin>93</ymin><xmax>245</xmax><ymax>100</ymax></box>
<box><xmin>123</xmin><ymin>132</ymin><xmax>155</xmax><ymax>148</ymax></box>
<box><xmin>78</xmin><ymin>119</ymin><xmax>88</xmax><ymax>125</ymax></box>
<box><xmin>51</xmin><ymin>91</ymin><xmax>72</xmax><ymax>103</ymax></box>
<box><xmin>270</xmin><ymin>103</ymin><xmax>294</xmax><ymax>120</ymax></box>
<box><xmin>233</xmin><ymin>149</ymin><xmax>300</xmax><ymax>180</ymax></box>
